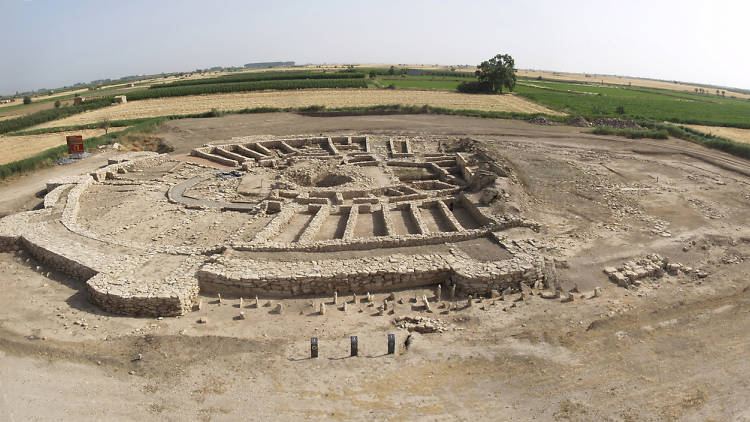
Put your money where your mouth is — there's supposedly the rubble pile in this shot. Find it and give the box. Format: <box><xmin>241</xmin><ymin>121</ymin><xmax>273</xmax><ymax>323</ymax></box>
<box><xmin>528</xmin><ymin>116</ymin><xmax>552</xmax><ymax>125</ymax></box>
<box><xmin>604</xmin><ymin>254</ymin><xmax>706</xmax><ymax>288</ymax></box>
<box><xmin>393</xmin><ymin>315</ymin><xmax>448</xmax><ymax>333</ymax></box>
<box><xmin>568</xmin><ymin>116</ymin><xmax>591</xmax><ymax>127</ymax></box>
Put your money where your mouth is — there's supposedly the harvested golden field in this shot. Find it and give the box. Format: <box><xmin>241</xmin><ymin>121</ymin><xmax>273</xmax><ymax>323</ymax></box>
<box><xmin>677</xmin><ymin>123</ymin><xmax>750</xmax><ymax>144</ymax></box>
<box><xmin>0</xmin><ymin>127</ymin><xmax>127</xmax><ymax>165</ymax></box>
<box><xmin>30</xmin><ymin>89</ymin><xmax>563</xmax><ymax>129</ymax></box>
<box><xmin>517</xmin><ymin>69</ymin><xmax>750</xmax><ymax>100</ymax></box>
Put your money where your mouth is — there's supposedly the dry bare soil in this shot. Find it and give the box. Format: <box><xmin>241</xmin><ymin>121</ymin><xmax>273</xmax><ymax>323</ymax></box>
<box><xmin>1</xmin><ymin>114</ymin><xmax>750</xmax><ymax>421</ymax></box>
<box><xmin>29</xmin><ymin>89</ymin><xmax>561</xmax><ymax>129</ymax></box>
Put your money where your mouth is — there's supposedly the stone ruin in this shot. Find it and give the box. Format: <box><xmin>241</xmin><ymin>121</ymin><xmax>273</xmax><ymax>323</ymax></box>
<box><xmin>0</xmin><ymin>135</ymin><xmax>550</xmax><ymax>317</ymax></box>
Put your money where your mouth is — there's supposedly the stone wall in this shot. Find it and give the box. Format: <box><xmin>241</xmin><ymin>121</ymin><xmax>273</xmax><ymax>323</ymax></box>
<box><xmin>297</xmin><ymin>205</ymin><xmax>330</xmax><ymax>244</ymax></box>
<box><xmin>198</xmin><ymin>244</ymin><xmax>544</xmax><ymax>298</ymax></box>
<box><xmin>342</xmin><ymin>205</ymin><xmax>359</xmax><ymax>239</ymax></box>
<box><xmin>253</xmin><ymin>205</ymin><xmax>300</xmax><ymax>242</ymax></box>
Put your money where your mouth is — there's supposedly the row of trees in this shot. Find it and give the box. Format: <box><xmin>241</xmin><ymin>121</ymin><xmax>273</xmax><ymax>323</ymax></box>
<box><xmin>694</xmin><ymin>87</ymin><xmax>726</xmax><ymax>97</ymax></box>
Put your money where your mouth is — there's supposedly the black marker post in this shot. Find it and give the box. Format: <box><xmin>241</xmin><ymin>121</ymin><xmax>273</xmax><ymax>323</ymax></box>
<box><xmin>311</xmin><ymin>337</ymin><xmax>318</xmax><ymax>358</ymax></box>
<box><xmin>350</xmin><ymin>336</ymin><xmax>358</xmax><ymax>357</ymax></box>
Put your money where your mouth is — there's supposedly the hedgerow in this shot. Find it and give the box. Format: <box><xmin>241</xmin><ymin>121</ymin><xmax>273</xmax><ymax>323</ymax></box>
<box><xmin>415</xmin><ymin>69</ymin><xmax>475</xmax><ymax>78</ymax></box>
<box><xmin>457</xmin><ymin>81</ymin><xmax>493</xmax><ymax>93</ymax></box>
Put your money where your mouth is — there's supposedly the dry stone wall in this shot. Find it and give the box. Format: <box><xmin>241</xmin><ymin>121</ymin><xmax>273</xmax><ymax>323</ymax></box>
<box><xmin>198</xmin><ymin>242</ymin><xmax>544</xmax><ymax>297</ymax></box>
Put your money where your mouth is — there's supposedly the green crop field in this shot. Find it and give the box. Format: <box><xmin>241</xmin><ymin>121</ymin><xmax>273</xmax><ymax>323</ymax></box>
<box><xmin>150</xmin><ymin>71</ymin><xmax>365</xmax><ymax>89</ymax></box>
<box><xmin>515</xmin><ymin>80</ymin><xmax>750</xmax><ymax>128</ymax></box>
<box><xmin>127</xmin><ymin>78</ymin><xmax>369</xmax><ymax>100</ymax></box>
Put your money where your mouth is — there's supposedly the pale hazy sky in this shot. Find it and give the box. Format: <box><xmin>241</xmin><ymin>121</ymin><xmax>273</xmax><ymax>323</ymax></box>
<box><xmin>2</xmin><ymin>0</ymin><xmax>749</xmax><ymax>95</ymax></box>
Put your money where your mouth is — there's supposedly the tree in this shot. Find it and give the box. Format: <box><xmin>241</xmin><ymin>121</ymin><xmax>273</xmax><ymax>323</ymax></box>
<box><xmin>54</xmin><ymin>100</ymin><xmax>61</xmax><ymax>108</ymax></box>
<box><xmin>101</xmin><ymin>117</ymin><xmax>111</xmax><ymax>134</ymax></box>
<box><xmin>23</xmin><ymin>96</ymin><xmax>31</xmax><ymax>104</ymax></box>
<box><xmin>388</xmin><ymin>66</ymin><xmax>396</xmax><ymax>75</ymax></box>
<box><xmin>475</xmin><ymin>54</ymin><xmax>517</xmax><ymax>93</ymax></box>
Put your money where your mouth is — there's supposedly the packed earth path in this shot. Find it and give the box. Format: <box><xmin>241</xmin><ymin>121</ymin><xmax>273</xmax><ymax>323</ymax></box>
<box><xmin>1</xmin><ymin>114</ymin><xmax>749</xmax><ymax>421</ymax></box>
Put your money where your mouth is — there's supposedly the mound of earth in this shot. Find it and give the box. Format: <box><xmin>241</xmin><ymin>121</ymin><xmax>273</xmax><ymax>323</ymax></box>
<box><xmin>568</xmin><ymin>116</ymin><xmax>591</xmax><ymax>127</ymax></box>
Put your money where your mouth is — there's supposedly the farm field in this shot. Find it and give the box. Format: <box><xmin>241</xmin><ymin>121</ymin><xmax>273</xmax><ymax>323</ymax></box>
<box><xmin>28</xmin><ymin>89</ymin><xmax>562</xmax><ymax>129</ymax></box>
<box><xmin>517</xmin><ymin>69</ymin><xmax>750</xmax><ymax>100</ymax></box>
<box><xmin>378</xmin><ymin>78</ymin><xmax>463</xmax><ymax>90</ymax></box>
<box><xmin>0</xmin><ymin>98</ymin><xmax>77</xmax><ymax>120</ymax></box>
<box><xmin>0</xmin><ymin>127</ymin><xmax>127</xmax><ymax>164</ymax></box>
<box><xmin>129</xmin><ymin>78</ymin><xmax>369</xmax><ymax>100</ymax></box>
<box><xmin>514</xmin><ymin>80</ymin><xmax>750</xmax><ymax>127</ymax></box>
<box><xmin>0</xmin><ymin>85</ymin><xmax>142</xmax><ymax>120</ymax></box>
<box><xmin>677</xmin><ymin>123</ymin><xmax>750</xmax><ymax>144</ymax></box>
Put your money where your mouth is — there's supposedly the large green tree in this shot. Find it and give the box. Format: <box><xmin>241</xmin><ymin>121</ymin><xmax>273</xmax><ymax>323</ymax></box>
<box><xmin>475</xmin><ymin>54</ymin><xmax>517</xmax><ymax>93</ymax></box>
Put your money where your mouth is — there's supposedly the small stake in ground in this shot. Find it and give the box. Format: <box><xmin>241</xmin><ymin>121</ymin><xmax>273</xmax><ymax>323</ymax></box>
<box><xmin>311</xmin><ymin>337</ymin><xmax>318</xmax><ymax>358</ymax></box>
<box><xmin>217</xmin><ymin>293</ymin><xmax>222</xmax><ymax>304</ymax></box>
<box><xmin>334</xmin><ymin>291</ymin><xmax>338</xmax><ymax>305</ymax></box>
<box><xmin>436</xmin><ymin>284</ymin><xmax>442</xmax><ymax>301</ymax></box>
<box><xmin>450</xmin><ymin>284</ymin><xmax>456</xmax><ymax>300</ymax></box>
<box><xmin>388</xmin><ymin>334</ymin><xmax>395</xmax><ymax>355</ymax></box>
<box><xmin>467</xmin><ymin>295</ymin><xmax>473</xmax><ymax>308</ymax></box>
<box><xmin>350</xmin><ymin>336</ymin><xmax>358</xmax><ymax>357</ymax></box>
<box><xmin>320</xmin><ymin>302</ymin><xmax>326</xmax><ymax>316</ymax></box>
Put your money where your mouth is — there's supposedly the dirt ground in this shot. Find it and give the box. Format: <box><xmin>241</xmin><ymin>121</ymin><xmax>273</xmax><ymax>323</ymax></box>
<box><xmin>1</xmin><ymin>114</ymin><xmax>750</xmax><ymax>421</ymax></box>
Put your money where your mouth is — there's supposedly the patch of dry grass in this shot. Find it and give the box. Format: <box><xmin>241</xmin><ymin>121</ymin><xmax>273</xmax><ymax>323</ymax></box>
<box><xmin>676</xmin><ymin>123</ymin><xmax>750</xmax><ymax>144</ymax></box>
<box><xmin>29</xmin><ymin>89</ymin><xmax>563</xmax><ymax>130</ymax></box>
<box><xmin>0</xmin><ymin>127</ymin><xmax>128</xmax><ymax>164</ymax></box>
